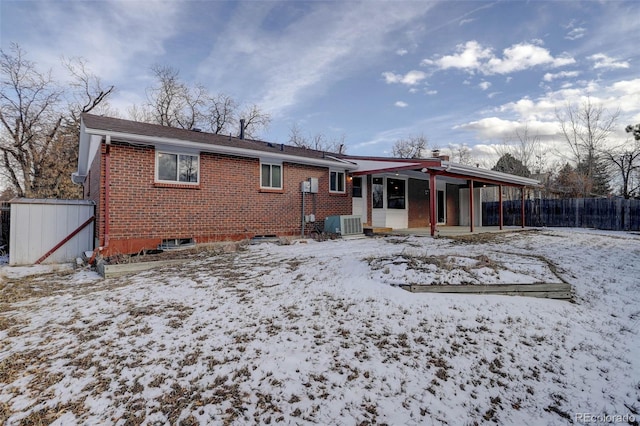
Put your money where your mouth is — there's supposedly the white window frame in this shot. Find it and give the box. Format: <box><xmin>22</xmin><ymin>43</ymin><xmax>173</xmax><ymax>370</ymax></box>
<box><xmin>330</xmin><ymin>170</ymin><xmax>346</xmax><ymax>193</ymax></box>
<box><xmin>260</xmin><ymin>161</ymin><xmax>283</xmax><ymax>189</ymax></box>
<box><xmin>155</xmin><ymin>150</ymin><xmax>200</xmax><ymax>184</ymax></box>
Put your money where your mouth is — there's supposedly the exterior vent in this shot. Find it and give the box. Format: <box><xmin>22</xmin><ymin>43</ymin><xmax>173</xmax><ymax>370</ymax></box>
<box><xmin>324</xmin><ymin>215</ymin><xmax>363</xmax><ymax>236</ymax></box>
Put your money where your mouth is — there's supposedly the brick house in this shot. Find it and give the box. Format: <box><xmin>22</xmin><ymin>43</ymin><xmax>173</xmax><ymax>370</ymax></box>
<box><xmin>73</xmin><ymin>114</ymin><xmax>538</xmax><ymax>257</ymax></box>
<box><xmin>73</xmin><ymin>114</ymin><xmax>357</xmax><ymax>256</ymax></box>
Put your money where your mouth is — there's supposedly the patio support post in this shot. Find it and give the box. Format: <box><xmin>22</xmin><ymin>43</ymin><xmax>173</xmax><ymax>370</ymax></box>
<box><xmin>521</xmin><ymin>186</ymin><xmax>526</xmax><ymax>228</ymax></box>
<box><xmin>469</xmin><ymin>179</ymin><xmax>474</xmax><ymax>233</ymax></box>
<box><xmin>498</xmin><ymin>185</ymin><xmax>503</xmax><ymax>230</ymax></box>
<box><xmin>429</xmin><ymin>173</ymin><xmax>437</xmax><ymax>237</ymax></box>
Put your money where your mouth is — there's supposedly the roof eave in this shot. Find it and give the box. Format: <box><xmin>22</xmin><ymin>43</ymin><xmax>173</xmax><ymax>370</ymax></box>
<box><xmin>82</xmin><ymin>126</ymin><xmax>358</xmax><ymax>171</ymax></box>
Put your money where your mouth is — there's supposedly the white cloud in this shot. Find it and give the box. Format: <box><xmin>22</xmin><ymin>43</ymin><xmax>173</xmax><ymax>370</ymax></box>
<box><xmin>543</xmin><ymin>71</ymin><xmax>581</xmax><ymax>82</ymax></box>
<box><xmin>382</xmin><ymin>70</ymin><xmax>427</xmax><ymax>85</ymax></box>
<box><xmin>421</xmin><ymin>40</ymin><xmax>492</xmax><ymax>72</ymax></box>
<box><xmin>478</xmin><ymin>81</ymin><xmax>491</xmax><ymax>91</ymax></box>
<box><xmin>485</xmin><ymin>42</ymin><xmax>575</xmax><ymax>74</ymax></box>
<box><xmin>456</xmin><ymin>78</ymin><xmax>640</xmax><ymax>147</ymax></box>
<box><xmin>459</xmin><ymin>18</ymin><xmax>475</xmax><ymax>26</ymax></box>
<box><xmin>395</xmin><ymin>101</ymin><xmax>409</xmax><ymax>108</ymax></box>
<box><xmin>396</xmin><ymin>48</ymin><xmax>408</xmax><ymax>56</ymax></box>
<box><xmin>455</xmin><ymin>117</ymin><xmax>520</xmax><ymax>139</ymax></box>
<box><xmin>422</xmin><ymin>40</ymin><xmax>575</xmax><ymax>76</ymax></box>
<box><xmin>588</xmin><ymin>53</ymin><xmax>630</xmax><ymax>70</ymax></box>
<box><xmin>565</xmin><ymin>27</ymin><xmax>586</xmax><ymax>40</ymax></box>
<box><xmin>425</xmin><ymin>89</ymin><xmax>438</xmax><ymax>95</ymax></box>
<box><xmin>487</xmin><ymin>92</ymin><xmax>501</xmax><ymax>99</ymax></box>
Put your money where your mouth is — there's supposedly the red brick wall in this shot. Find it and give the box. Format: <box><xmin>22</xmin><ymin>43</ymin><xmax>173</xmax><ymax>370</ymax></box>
<box><xmin>94</xmin><ymin>142</ymin><xmax>352</xmax><ymax>255</ymax></box>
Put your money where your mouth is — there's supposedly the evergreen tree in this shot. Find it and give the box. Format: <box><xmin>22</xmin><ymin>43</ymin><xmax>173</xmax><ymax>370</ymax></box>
<box><xmin>492</xmin><ymin>153</ymin><xmax>531</xmax><ymax>177</ymax></box>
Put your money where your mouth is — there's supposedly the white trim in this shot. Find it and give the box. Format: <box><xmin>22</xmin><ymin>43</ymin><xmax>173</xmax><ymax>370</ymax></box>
<box><xmin>329</xmin><ymin>169</ymin><xmax>346</xmax><ymax>193</ymax></box>
<box><xmin>78</xmin><ymin>125</ymin><xmax>358</xmax><ymax>177</ymax></box>
<box><xmin>442</xmin><ymin>161</ymin><xmax>539</xmax><ymax>186</ymax></box>
<box><xmin>260</xmin><ymin>161</ymin><xmax>283</xmax><ymax>189</ymax></box>
<box><xmin>155</xmin><ymin>150</ymin><xmax>200</xmax><ymax>185</ymax></box>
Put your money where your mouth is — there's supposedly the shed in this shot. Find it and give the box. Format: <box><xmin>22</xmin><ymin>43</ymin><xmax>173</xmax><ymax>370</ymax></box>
<box><xmin>9</xmin><ymin>199</ymin><xmax>95</xmax><ymax>265</ymax></box>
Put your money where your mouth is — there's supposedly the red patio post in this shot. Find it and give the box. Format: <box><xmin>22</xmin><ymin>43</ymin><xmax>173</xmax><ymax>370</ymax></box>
<box><xmin>521</xmin><ymin>186</ymin><xmax>526</xmax><ymax>228</ymax></box>
<box><xmin>469</xmin><ymin>179</ymin><xmax>474</xmax><ymax>233</ymax></box>
<box><xmin>498</xmin><ymin>185</ymin><xmax>503</xmax><ymax>230</ymax></box>
<box><xmin>430</xmin><ymin>173</ymin><xmax>437</xmax><ymax>237</ymax></box>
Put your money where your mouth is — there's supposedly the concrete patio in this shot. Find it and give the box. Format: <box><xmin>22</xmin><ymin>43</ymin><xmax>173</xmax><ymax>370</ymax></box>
<box><xmin>379</xmin><ymin>225</ymin><xmax>530</xmax><ymax>237</ymax></box>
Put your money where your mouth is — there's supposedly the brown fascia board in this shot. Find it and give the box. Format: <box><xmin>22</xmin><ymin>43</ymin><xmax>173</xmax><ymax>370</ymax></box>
<box><xmin>350</xmin><ymin>160</ymin><xmax>443</xmax><ymax>176</ymax></box>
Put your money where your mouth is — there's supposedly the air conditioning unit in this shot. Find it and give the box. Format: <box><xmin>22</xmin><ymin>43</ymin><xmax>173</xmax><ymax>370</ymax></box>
<box><xmin>324</xmin><ymin>215</ymin><xmax>363</xmax><ymax>236</ymax></box>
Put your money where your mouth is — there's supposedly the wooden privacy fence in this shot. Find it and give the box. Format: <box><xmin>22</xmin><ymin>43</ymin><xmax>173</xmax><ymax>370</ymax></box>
<box><xmin>483</xmin><ymin>198</ymin><xmax>640</xmax><ymax>231</ymax></box>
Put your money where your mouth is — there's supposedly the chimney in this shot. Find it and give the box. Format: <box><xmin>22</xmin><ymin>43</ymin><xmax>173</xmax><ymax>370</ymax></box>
<box><xmin>432</xmin><ymin>149</ymin><xmax>440</xmax><ymax>158</ymax></box>
<box><xmin>239</xmin><ymin>119</ymin><xmax>245</xmax><ymax>139</ymax></box>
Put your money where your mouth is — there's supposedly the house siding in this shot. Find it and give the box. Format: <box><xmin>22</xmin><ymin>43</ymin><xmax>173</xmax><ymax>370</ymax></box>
<box><xmin>446</xmin><ymin>183</ymin><xmax>459</xmax><ymax>226</ymax></box>
<box><xmin>95</xmin><ymin>142</ymin><xmax>352</xmax><ymax>256</ymax></box>
<box><xmin>408</xmin><ymin>178</ymin><xmax>430</xmax><ymax>228</ymax></box>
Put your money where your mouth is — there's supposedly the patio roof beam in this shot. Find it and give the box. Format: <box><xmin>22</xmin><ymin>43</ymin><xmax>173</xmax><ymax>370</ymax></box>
<box><xmin>427</xmin><ymin>169</ymin><xmax>536</xmax><ymax>188</ymax></box>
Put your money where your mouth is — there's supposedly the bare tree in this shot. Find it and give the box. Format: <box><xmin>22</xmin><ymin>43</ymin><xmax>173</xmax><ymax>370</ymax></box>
<box><xmin>287</xmin><ymin>123</ymin><xmax>346</xmax><ymax>153</ymax></box>
<box><xmin>63</xmin><ymin>57</ymin><xmax>114</xmax><ymax>122</ymax></box>
<box><xmin>0</xmin><ymin>44</ymin><xmax>113</xmax><ymax>198</ymax></box>
<box><xmin>556</xmin><ymin>97</ymin><xmax>619</xmax><ymax>196</ymax></box>
<box><xmin>392</xmin><ymin>134</ymin><xmax>428</xmax><ymax>158</ymax></box>
<box><xmin>203</xmin><ymin>93</ymin><xmax>237</xmax><ymax>135</ymax></box>
<box><xmin>447</xmin><ymin>142</ymin><xmax>473</xmax><ymax>165</ymax></box>
<box><xmin>135</xmin><ymin>65</ymin><xmax>271</xmax><ymax>139</ymax></box>
<box><xmin>239</xmin><ymin>104</ymin><xmax>271</xmax><ymax>139</ymax></box>
<box><xmin>602</xmin><ymin>135</ymin><xmax>640</xmax><ymax>199</ymax></box>
<box><xmin>494</xmin><ymin>124</ymin><xmax>547</xmax><ymax>174</ymax></box>
<box><xmin>145</xmin><ymin>65</ymin><xmax>205</xmax><ymax>129</ymax></box>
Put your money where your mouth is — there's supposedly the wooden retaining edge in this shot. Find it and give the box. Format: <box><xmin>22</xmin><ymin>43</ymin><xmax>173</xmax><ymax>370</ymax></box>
<box><xmin>99</xmin><ymin>259</ymin><xmax>188</xmax><ymax>278</ymax></box>
<box><xmin>400</xmin><ymin>283</ymin><xmax>572</xmax><ymax>300</ymax></box>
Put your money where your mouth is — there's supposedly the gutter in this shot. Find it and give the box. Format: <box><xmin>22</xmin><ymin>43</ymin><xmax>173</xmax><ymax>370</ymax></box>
<box><xmin>440</xmin><ymin>161</ymin><xmax>540</xmax><ymax>187</ymax></box>
<box><xmin>82</xmin><ymin>127</ymin><xmax>359</xmax><ymax>171</ymax></box>
<box><xmin>88</xmin><ymin>135</ymin><xmax>111</xmax><ymax>264</ymax></box>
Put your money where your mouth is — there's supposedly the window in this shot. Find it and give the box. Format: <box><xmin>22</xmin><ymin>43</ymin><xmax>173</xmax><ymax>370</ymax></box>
<box><xmin>372</xmin><ymin>177</ymin><xmax>383</xmax><ymax>208</ymax></box>
<box><xmin>330</xmin><ymin>170</ymin><xmax>345</xmax><ymax>193</ymax></box>
<box><xmin>261</xmin><ymin>163</ymin><xmax>282</xmax><ymax>189</ymax></box>
<box><xmin>387</xmin><ymin>178</ymin><xmax>405</xmax><ymax>209</ymax></box>
<box><xmin>156</xmin><ymin>152</ymin><xmax>199</xmax><ymax>183</ymax></box>
<box><xmin>352</xmin><ymin>176</ymin><xmax>362</xmax><ymax>198</ymax></box>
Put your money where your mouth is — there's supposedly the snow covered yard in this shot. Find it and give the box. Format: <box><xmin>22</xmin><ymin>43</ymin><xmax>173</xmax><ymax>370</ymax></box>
<box><xmin>0</xmin><ymin>229</ymin><xmax>639</xmax><ymax>425</ymax></box>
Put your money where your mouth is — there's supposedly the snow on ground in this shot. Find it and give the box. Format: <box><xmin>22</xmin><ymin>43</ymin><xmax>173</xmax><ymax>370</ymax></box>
<box><xmin>0</xmin><ymin>228</ymin><xmax>639</xmax><ymax>425</ymax></box>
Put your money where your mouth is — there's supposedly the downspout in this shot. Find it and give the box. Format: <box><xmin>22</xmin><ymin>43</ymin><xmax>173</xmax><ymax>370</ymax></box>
<box><xmin>89</xmin><ymin>135</ymin><xmax>111</xmax><ymax>264</ymax></box>
<box><xmin>104</xmin><ymin>135</ymin><xmax>111</xmax><ymax>247</ymax></box>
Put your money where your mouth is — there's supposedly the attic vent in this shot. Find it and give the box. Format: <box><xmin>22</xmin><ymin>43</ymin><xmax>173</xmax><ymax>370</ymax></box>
<box><xmin>191</xmin><ymin>128</ymin><xmax>202</xmax><ymax>132</ymax></box>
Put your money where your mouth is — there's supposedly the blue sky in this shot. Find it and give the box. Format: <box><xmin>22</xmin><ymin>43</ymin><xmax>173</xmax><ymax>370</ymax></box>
<box><xmin>1</xmin><ymin>0</ymin><xmax>639</xmax><ymax>165</ymax></box>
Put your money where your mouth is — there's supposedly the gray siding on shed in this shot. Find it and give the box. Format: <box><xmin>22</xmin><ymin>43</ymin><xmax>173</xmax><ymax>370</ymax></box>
<box><xmin>9</xmin><ymin>199</ymin><xmax>95</xmax><ymax>265</ymax></box>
